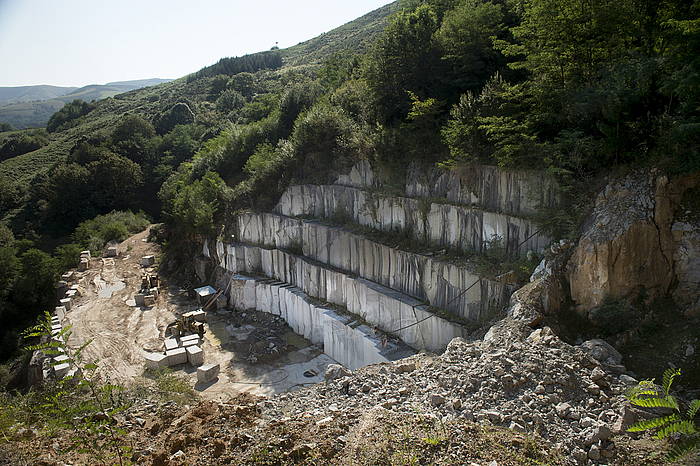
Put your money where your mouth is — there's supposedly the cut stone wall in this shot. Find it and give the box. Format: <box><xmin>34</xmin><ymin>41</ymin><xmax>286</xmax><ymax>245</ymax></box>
<box><xmin>231</xmin><ymin>214</ymin><xmax>513</xmax><ymax>322</ymax></box>
<box><xmin>335</xmin><ymin>160</ymin><xmax>560</xmax><ymax>217</ymax></box>
<box><xmin>275</xmin><ymin>184</ymin><xmax>549</xmax><ymax>255</ymax></box>
<box><xmin>225</xmin><ymin>274</ymin><xmax>414</xmax><ymax>369</ymax></box>
<box><xmin>204</xmin><ymin>241</ymin><xmax>468</xmax><ymax>352</ymax></box>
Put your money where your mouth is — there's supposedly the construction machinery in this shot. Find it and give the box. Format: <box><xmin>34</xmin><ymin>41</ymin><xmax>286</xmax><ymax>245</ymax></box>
<box><xmin>167</xmin><ymin>309</ymin><xmax>207</xmax><ymax>339</ymax></box>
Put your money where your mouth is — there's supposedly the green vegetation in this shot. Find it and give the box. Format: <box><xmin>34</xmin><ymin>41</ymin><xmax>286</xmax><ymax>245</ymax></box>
<box><xmin>0</xmin><ymin>0</ymin><xmax>697</xmax><ymax>374</ymax></box>
<box><xmin>0</xmin><ymin>129</ymin><xmax>49</xmax><ymax>161</ymax></box>
<box><xmin>46</xmin><ymin>99</ymin><xmax>96</xmax><ymax>132</ymax></box>
<box><xmin>626</xmin><ymin>368</ymin><xmax>699</xmax><ymax>462</ymax></box>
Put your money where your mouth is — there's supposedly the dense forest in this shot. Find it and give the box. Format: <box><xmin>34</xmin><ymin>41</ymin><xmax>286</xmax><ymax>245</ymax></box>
<box><xmin>0</xmin><ymin>0</ymin><xmax>698</xmax><ymax>370</ymax></box>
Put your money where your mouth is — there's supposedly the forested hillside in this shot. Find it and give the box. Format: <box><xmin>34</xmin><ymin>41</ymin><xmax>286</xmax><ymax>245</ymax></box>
<box><xmin>0</xmin><ymin>0</ymin><xmax>698</xmax><ymax>372</ymax></box>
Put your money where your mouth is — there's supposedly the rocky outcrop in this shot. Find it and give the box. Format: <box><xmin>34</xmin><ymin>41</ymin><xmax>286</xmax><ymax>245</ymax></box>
<box><xmin>672</xmin><ymin>219</ymin><xmax>700</xmax><ymax>317</ymax></box>
<box><xmin>568</xmin><ymin>170</ymin><xmax>698</xmax><ymax>314</ymax></box>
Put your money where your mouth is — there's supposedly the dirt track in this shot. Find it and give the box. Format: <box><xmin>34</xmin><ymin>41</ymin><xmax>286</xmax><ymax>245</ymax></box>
<box><xmin>64</xmin><ymin>227</ymin><xmax>334</xmax><ymax>400</ymax></box>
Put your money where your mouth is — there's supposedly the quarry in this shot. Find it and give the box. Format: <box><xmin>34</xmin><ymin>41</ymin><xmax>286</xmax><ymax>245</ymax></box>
<box><xmin>20</xmin><ymin>159</ymin><xmax>698</xmax><ymax>465</ymax></box>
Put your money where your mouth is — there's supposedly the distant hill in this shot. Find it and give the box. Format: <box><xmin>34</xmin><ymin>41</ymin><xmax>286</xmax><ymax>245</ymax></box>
<box><xmin>0</xmin><ymin>85</ymin><xmax>78</xmax><ymax>105</ymax></box>
<box><xmin>0</xmin><ymin>78</ymin><xmax>172</xmax><ymax>129</ymax></box>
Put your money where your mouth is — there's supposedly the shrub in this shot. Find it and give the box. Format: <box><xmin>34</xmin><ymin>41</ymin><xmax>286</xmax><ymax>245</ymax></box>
<box><xmin>626</xmin><ymin>368</ymin><xmax>699</xmax><ymax>462</ymax></box>
<box><xmin>72</xmin><ymin>211</ymin><xmax>150</xmax><ymax>255</ymax></box>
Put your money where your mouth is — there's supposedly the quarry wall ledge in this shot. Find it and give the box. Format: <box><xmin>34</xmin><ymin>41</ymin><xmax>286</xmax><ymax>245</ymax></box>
<box><xmin>335</xmin><ymin>160</ymin><xmax>560</xmax><ymax>218</ymax></box>
<box><xmin>229</xmin><ymin>213</ymin><xmax>514</xmax><ymax>322</ymax></box>
<box><xmin>204</xmin><ymin>241</ymin><xmax>469</xmax><ymax>352</ymax></box>
<box><xmin>274</xmin><ymin>183</ymin><xmax>550</xmax><ymax>255</ymax></box>
<box><xmin>221</xmin><ymin>273</ymin><xmax>414</xmax><ymax>370</ymax></box>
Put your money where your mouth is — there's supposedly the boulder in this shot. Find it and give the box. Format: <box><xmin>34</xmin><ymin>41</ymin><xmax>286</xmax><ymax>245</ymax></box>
<box><xmin>579</xmin><ymin>339</ymin><xmax>622</xmax><ymax>366</ymax></box>
<box><xmin>324</xmin><ymin>364</ymin><xmax>351</xmax><ymax>382</ymax></box>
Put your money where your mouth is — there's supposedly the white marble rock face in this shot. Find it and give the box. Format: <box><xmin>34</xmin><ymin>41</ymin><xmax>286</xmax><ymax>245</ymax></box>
<box><xmin>335</xmin><ymin>160</ymin><xmax>560</xmax><ymax>218</ymax></box>
<box><xmin>274</xmin><ymin>184</ymin><xmax>549</xmax><ymax>256</ymax></box>
<box><xmin>227</xmin><ymin>274</ymin><xmax>414</xmax><ymax>368</ymax></box>
<box><xmin>229</xmin><ymin>217</ymin><xmax>511</xmax><ymax>322</ymax></box>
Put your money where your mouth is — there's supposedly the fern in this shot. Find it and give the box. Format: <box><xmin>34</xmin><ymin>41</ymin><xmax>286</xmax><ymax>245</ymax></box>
<box><xmin>688</xmin><ymin>400</ymin><xmax>700</xmax><ymax>420</ymax></box>
<box><xmin>627</xmin><ymin>414</ymin><xmax>680</xmax><ymax>432</ymax></box>
<box><xmin>625</xmin><ymin>368</ymin><xmax>699</xmax><ymax>462</ymax></box>
<box><xmin>662</xmin><ymin>368</ymin><xmax>681</xmax><ymax>396</ymax></box>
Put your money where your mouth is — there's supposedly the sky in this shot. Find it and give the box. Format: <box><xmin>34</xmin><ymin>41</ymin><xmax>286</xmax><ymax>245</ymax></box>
<box><xmin>0</xmin><ymin>0</ymin><xmax>393</xmax><ymax>87</ymax></box>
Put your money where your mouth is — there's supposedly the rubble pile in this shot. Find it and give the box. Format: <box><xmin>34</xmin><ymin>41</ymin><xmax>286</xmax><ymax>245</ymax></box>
<box><xmin>265</xmin><ymin>318</ymin><xmax>637</xmax><ymax>464</ymax></box>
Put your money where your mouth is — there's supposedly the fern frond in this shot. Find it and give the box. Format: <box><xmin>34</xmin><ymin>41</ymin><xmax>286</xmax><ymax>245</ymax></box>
<box><xmin>630</xmin><ymin>395</ymin><xmax>679</xmax><ymax>411</ymax></box>
<box><xmin>662</xmin><ymin>368</ymin><xmax>681</xmax><ymax>396</ymax></box>
<box><xmin>667</xmin><ymin>435</ymin><xmax>700</xmax><ymax>462</ymax></box>
<box><xmin>688</xmin><ymin>400</ymin><xmax>700</xmax><ymax>420</ymax></box>
<box><xmin>655</xmin><ymin>420</ymin><xmax>697</xmax><ymax>439</ymax></box>
<box><xmin>628</xmin><ymin>414</ymin><xmax>680</xmax><ymax>432</ymax></box>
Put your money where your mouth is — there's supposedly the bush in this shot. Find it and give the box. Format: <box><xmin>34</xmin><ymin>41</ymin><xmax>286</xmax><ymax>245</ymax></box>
<box><xmin>46</xmin><ymin>100</ymin><xmax>96</xmax><ymax>132</ymax></box>
<box><xmin>72</xmin><ymin>211</ymin><xmax>150</xmax><ymax>255</ymax></box>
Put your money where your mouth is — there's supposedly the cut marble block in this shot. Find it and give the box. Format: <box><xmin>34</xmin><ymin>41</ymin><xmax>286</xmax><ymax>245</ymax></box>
<box><xmin>197</xmin><ymin>363</ymin><xmax>220</xmax><ymax>383</ymax></box>
<box><xmin>78</xmin><ymin>258</ymin><xmax>89</xmax><ymax>271</ymax></box>
<box><xmin>180</xmin><ymin>334</ymin><xmax>201</xmax><ymax>344</ymax></box>
<box><xmin>53</xmin><ymin>354</ymin><xmax>69</xmax><ymax>364</ymax></box>
<box><xmin>145</xmin><ymin>352</ymin><xmax>168</xmax><ymax>370</ymax></box>
<box><xmin>141</xmin><ymin>255</ymin><xmax>155</xmax><ymax>267</ymax></box>
<box><xmin>182</xmin><ymin>339</ymin><xmax>199</xmax><ymax>348</ymax></box>
<box><xmin>65</xmin><ymin>289</ymin><xmax>77</xmax><ymax>299</ymax></box>
<box><xmin>134</xmin><ymin>294</ymin><xmax>146</xmax><ymax>307</ymax></box>
<box><xmin>165</xmin><ymin>347</ymin><xmax>187</xmax><ymax>366</ymax></box>
<box><xmin>105</xmin><ymin>246</ymin><xmax>118</xmax><ymax>257</ymax></box>
<box><xmin>164</xmin><ymin>338</ymin><xmax>179</xmax><ymax>351</ymax></box>
<box><xmin>59</xmin><ymin>298</ymin><xmax>72</xmax><ymax>311</ymax></box>
<box><xmin>54</xmin><ymin>363</ymin><xmax>70</xmax><ymax>378</ymax></box>
<box><xmin>54</xmin><ymin>306</ymin><xmax>66</xmax><ymax>320</ymax></box>
<box><xmin>182</xmin><ymin>309</ymin><xmax>206</xmax><ymax>322</ymax></box>
<box><xmin>186</xmin><ymin>346</ymin><xmax>204</xmax><ymax>366</ymax></box>
<box><xmin>143</xmin><ymin>295</ymin><xmax>156</xmax><ymax>306</ymax></box>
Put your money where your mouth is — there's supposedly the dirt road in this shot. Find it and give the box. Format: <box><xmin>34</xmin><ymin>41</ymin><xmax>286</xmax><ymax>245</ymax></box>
<box><xmin>64</xmin><ymin>227</ymin><xmax>335</xmax><ymax>400</ymax></box>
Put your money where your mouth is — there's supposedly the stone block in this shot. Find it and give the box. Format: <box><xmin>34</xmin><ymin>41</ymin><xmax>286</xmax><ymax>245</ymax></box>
<box><xmin>186</xmin><ymin>346</ymin><xmax>204</xmax><ymax>366</ymax></box>
<box><xmin>105</xmin><ymin>246</ymin><xmax>118</xmax><ymax>257</ymax></box>
<box><xmin>197</xmin><ymin>363</ymin><xmax>220</xmax><ymax>383</ymax></box>
<box><xmin>164</xmin><ymin>338</ymin><xmax>179</xmax><ymax>351</ymax></box>
<box><xmin>54</xmin><ymin>306</ymin><xmax>66</xmax><ymax>320</ymax></box>
<box><xmin>61</xmin><ymin>272</ymin><xmax>74</xmax><ymax>281</ymax></box>
<box><xmin>134</xmin><ymin>294</ymin><xmax>145</xmax><ymax>306</ymax></box>
<box><xmin>182</xmin><ymin>339</ymin><xmax>199</xmax><ymax>348</ymax></box>
<box><xmin>181</xmin><ymin>334</ymin><xmax>201</xmax><ymax>344</ymax></box>
<box><xmin>65</xmin><ymin>289</ymin><xmax>78</xmax><ymax>299</ymax></box>
<box><xmin>80</xmin><ymin>250</ymin><xmax>91</xmax><ymax>260</ymax></box>
<box><xmin>145</xmin><ymin>352</ymin><xmax>168</xmax><ymax>370</ymax></box>
<box><xmin>59</xmin><ymin>298</ymin><xmax>71</xmax><ymax>311</ymax></box>
<box><xmin>141</xmin><ymin>255</ymin><xmax>155</xmax><ymax>267</ymax></box>
<box><xmin>183</xmin><ymin>309</ymin><xmax>206</xmax><ymax>322</ymax></box>
<box><xmin>54</xmin><ymin>363</ymin><xmax>70</xmax><ymax>378</ymax></box>
<box><xmin>165</xmin><ymin>347</ymin><xmax>187</xmax><ymax>366</ymax></box>
<box><xmin>77</xmin><ymin>258</ymin><xmax>89</xmax><ymax>271</ymax></box>
<box><xmin>53</xmin><ymin>354</ymin><xmax>69</xmax><ymax>365</ymax></box>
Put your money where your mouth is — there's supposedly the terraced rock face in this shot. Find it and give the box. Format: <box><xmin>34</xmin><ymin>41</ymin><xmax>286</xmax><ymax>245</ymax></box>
<box><xmin>203</xmin><ymin>162</ymin><xmax>559</xmax><ymax>366</ymax></box>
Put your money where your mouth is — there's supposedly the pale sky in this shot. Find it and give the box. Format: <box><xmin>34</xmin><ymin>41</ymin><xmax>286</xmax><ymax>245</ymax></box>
<box><xmin>0</xmin><ymin>0</ymin><xmax>393</xmax><ymax>87</ymax></box>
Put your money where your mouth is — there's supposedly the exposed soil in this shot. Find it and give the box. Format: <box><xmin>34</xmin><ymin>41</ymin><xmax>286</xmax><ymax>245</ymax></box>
<box><xmin>64</xmin><ymin>227</ymin><xmax>335</xmax><ymax>399</ymax></box>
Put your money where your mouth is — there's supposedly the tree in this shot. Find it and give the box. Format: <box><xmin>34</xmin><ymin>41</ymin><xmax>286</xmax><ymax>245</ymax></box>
<box><xmin>216</xmin><ymin>89</ymin><xmax>246</xmax><ymax>114</ymax></box>
<box><xmin>170</xmin><ymin>171</ymin><xmax>227</xmax><ymax>239</ymax></box>
<box><xmin>436</xmin><ymin>0</ymin><xmax>506</xmax><ymax>93</ymax></box>
<box><xmin>47</xmin><ymin>100</ymin><xmax>96</xmax><ymax>132</ymax></box>
<box><xmin>363</xmin><ymin>4</ymin><xmax>441</xmax><ymax>122</ymax></box>
<box><xmin>155</xmin><ymin>103</ymin><xmax>195</xmax><ymax>135</ymax></box>
<box><xmin>111</xmin><ymin>114</ymin><xmax>156</xmax><ymax>164</ymax></box>
<box><xmin>12</xmin><ymin>248</ymin><xmax>59</xmax><ymax>310</ymax></box>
